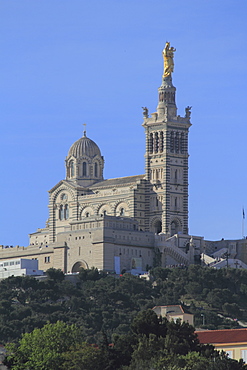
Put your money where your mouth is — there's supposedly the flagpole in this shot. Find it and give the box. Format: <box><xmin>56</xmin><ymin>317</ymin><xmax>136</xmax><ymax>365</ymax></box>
<box><xmin>243</xmin><ymin>207</ymin><xmax>245</xmax><ymax>239</ymax></box>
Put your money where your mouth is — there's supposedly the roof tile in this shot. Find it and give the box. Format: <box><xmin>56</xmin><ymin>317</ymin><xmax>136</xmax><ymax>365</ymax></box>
<box><xmin>196</xmin><ymin>329</ymin><xmax>247</xmax><ymax>344</ymax></box>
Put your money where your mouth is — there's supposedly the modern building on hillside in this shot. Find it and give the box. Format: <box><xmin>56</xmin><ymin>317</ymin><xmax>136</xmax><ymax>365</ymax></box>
<box><xmin>3</xmin><ymin>42</ymin><xmax>244</xmax><ymax>273</ymax></box>
<box><xmin>196</xmin><ymin>329</ymin><xmax>247</xmax><ymax>362</ymax></box>
<box><xmin>153</xmin><ymin>305</ymin><xmax>194</xmax><ymax>326</ymax></box>
<box><xmin>0</xmin><ymin>258</ymin><xmax>43</xmax><ymax>279</ymax></box>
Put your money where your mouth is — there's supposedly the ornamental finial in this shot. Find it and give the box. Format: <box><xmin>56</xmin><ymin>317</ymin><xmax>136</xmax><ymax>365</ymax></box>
<box><xmin>83</xmin><ymin>123</ymin><xmax>87</xmax><ymax>137</ymax></box>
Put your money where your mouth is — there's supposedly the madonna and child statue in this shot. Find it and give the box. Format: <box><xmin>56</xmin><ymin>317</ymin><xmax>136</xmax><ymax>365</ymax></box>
<box><xmin>163</xmin><ymin>41</ymin><xmax>176</xmax><ymax>78</ymax></box>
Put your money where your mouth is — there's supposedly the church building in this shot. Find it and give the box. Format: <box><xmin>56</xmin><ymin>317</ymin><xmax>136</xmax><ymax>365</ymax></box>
<box><xmin>0</xmin><ymin>44</ymin><xmax>205</xmax><ymax>274</ymax></box>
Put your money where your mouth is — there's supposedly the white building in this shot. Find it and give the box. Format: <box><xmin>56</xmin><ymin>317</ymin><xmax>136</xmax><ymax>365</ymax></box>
<box><xmin>0</xmin><ymin>258</ymin><xmax>43</xmax><ymax>279</ymax></box>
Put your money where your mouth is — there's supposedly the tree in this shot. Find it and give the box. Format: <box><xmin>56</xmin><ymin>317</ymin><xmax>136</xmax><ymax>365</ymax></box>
<box><xmin>150</xmin><ymin>267</ymin><xmax>170</xmax><ymax>281</ymax></box>
<box><xmin>127</xmin><ymin>334</ymin><xmax>166</xmax><ymax>370</ymax></box>
<box><xmin>165</xmin><ymin>320</ymin><xmax>199</xmax><ymax>355</ymax></box>
<box><xmin>61</xmin><ymin>343</ymin><xmax>105</xmax><ymax>370</ymax></box>
<box><xmin>45</xmin><ymin>268</ymin><xmax>65</xmax><ymax>282</ymax></box>
<box><xmin>78</xmin><ymin>267</ymin><xmax>102</xmax><ymax>281</ymax></box>
<box><xmin>131</xmin><ymin>309</ymin><xmax>161</xmax><ymax>337</ymax></box>
<box><xmin>5</xmin><ymin>321</ymin><xmax>81</xmax><ymax>370</ymax></box>
<box><xmin>222</xmin><ymin>302</ymin><xmax>241</xmax><ymax>318</ymax></box>
<box><xmin>112</xmin><ymin>333</ymin><xmax>137</xmax><ymax>367</ymax></box>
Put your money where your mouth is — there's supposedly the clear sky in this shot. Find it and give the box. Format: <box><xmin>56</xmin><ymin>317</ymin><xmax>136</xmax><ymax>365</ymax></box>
<box><xmin>1</xmin><ymin>0</ymin><xmax>247</xmax><ymax>247</ymax></box>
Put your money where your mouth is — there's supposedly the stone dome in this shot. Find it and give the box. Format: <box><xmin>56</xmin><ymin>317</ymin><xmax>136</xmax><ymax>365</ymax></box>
<box><xmin>68</xmin><ymin>132</ymin><xmax>101</xmax><ymax>159</ymax></box>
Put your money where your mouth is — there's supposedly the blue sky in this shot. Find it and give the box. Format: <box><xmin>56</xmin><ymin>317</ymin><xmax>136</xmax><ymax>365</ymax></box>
<box><xmin>1</xmin><ymin>0</ymin><xmax>247</xmax><ymax>246</ymax></box>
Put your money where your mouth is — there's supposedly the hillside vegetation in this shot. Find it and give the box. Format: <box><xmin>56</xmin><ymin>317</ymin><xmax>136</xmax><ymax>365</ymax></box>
<box><xmin>5</xmin><ymin>310</ymin><xmax>247</xmax><ymax>369</ymax></box>
<box><xmin>0</xmin><ymin>265</ymin><xmax>246</xmax><ymax>345</ymax></box>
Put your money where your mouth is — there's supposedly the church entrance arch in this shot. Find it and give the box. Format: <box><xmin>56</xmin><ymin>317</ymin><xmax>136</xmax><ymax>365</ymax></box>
<box><xmin>71</xmin><ymin>261</ymin><xmax>88</xmax><ymax>273</ymax></box>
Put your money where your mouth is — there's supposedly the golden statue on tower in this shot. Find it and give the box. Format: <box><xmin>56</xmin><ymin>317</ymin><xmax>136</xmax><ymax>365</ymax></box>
<box><xmin>163</xmin><ymin>42</ymin><xmax>176</xmax><ymax>78</ymax></box>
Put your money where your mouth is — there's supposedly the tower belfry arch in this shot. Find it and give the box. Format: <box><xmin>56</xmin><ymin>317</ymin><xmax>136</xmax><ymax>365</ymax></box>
<box><xmin>143</xmin><ymin>42</ymin><xmax>191</xmax><ymax>236</ymax></box>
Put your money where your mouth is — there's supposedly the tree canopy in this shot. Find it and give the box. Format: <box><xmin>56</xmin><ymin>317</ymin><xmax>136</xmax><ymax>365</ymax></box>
<box><xmin>5</xmin><ymin>313</ymin><xmax>247</xmax><ymax>370</ymax></box>
<box><xmin>0</xmin><ymin>265</ymin><xmax>246</xmax><ymax>346</ymax></box>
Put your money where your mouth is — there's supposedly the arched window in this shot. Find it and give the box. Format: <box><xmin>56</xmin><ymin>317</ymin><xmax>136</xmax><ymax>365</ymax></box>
<box><xmin>64</xmin><ymin>204</ymin><xmax>69</xmax><ymax>220</ymax></box>
<box><xmin>154</xmin><ymin>220</ymin><xmax>162</xmax><ymax>234</ymax></box>
<box><xmin>59</xmin><ymin>205</ymin><xmax>64</xmax><ymax>220</ymax></box>
<box><xmin>180</xmin><ymin>133</ymin><xmax>184</xmax><ymax>154</ymax></box>
<box><xmin>61</xmin><ymin>193</ymin><xmax>67</xmax><ymax>201</ymax></box>
<box><xmin>159</xmin><ymin>131</ymin><xmax>164</xmax><ymax>152</ymax></box>
<box><xmin>156</xmin><ymin>169</ymin><xmax>159</xmax><ymax>181</ymax></box>
<box><xmin>70</xmin><ymin>161</ymin><xmax>75</xmax><ymax>177</ymax></box>
<box><xmin>170</xmin><ymin>132</ymin><xmax>174</xmax><ymax>152</ymax></box>
<box><xmin>101</xmin><ymin>210</ymin><xmax>107</xmax><ymax>217</ymax></box>
<box><xmin>94</xmin><ymin>162</ymin><xmax>98</xmax><ymax>177</ymax></box>
<box><xmin>171</xmin><ymin>220</ymin><xmax>180</xmax><ymax>236</ymax></box>
<box><xmin>155</xmin><ymin>132</ymin><xmax>159</xmax><ymax>153</ymax></box>
<box><xmin>82</xmin><ymin>162</ymin><xmax>87</xmax><ymax>176</ymax></box>
<box><xmin>149</xmin><ymin>133</ymin><xmax>153</xmax><ymax>153</ymax></box>
<box><xmin>171</xmin><ymin>221</ymin><xmax>176</xmax><ymax>235</ymax></box>
<box><xmin>175</xmin><ymin>132</ymin><xmax>179</xmax><ymax>153</ymax></box>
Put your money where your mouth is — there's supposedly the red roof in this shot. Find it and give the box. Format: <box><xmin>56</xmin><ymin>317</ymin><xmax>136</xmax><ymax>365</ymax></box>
<box><xmin>196</xmin><ymin>329</ymin><xmax>247</xmax><ymax>344</ymax></box>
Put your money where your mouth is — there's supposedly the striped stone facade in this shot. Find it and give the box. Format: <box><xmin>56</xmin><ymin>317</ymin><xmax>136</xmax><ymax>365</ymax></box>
<box><xmin>0</xmin><ymin>47</ymin><xmax>207</xmax><ymax>274</ymax></box>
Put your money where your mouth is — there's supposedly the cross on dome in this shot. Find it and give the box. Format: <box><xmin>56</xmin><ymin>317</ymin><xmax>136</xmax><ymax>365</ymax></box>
<box><xmin>83</xmin><ymin>123</ymin><xmax>87</xmax><ymax>137</ymax></box>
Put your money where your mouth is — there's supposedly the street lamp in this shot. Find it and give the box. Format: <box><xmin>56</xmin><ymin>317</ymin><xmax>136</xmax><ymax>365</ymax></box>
<box><xmin>201</xmin><ymin>313</ymin><xmax>205</xmax><ymax>326</ymax></box>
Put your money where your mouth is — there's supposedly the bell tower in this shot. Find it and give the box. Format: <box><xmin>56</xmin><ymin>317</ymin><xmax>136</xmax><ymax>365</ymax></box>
<box><xmin>143</xmin><ymin>43</ymin><xmax>191</xmax><ymax>236</ymax></box>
